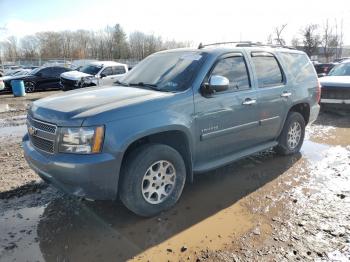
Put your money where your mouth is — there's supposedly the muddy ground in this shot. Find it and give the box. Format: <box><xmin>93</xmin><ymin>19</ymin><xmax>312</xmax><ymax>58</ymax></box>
<box><xmin>0</xmin><ymin>91</ymin><xmax>349</xmax><ymax>262</ymax></box>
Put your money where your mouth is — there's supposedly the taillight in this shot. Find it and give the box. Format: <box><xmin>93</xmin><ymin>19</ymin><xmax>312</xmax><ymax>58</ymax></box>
<box><xmin>316</xmin><ymin>79</ymin><xmax>321</xmax><ymax>103</ymax></box>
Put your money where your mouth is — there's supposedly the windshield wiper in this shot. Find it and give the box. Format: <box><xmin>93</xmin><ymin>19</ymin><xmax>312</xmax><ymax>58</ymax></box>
<box><xmin>128</xmin><ymin>82</ymin><xmax>161</xmax><ymax>91</ymax></box>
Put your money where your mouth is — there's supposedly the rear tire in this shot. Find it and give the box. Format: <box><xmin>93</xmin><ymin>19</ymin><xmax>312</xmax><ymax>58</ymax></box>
<box><xmin>119</xmin><ymin>144</ymin><xmax>186</xmax><ymax>217</ymax></box>
<box><xmin>275</xmin><ymin>112</ymin><xmax>305</xmax><ymax>155</ymax></box>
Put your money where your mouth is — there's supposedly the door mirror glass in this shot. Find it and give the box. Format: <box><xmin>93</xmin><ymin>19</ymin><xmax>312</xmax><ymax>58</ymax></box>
<box><xmin>208</xmin><ymin>75</ymin><xmax>229</xmax><ymax>92</ymax></box>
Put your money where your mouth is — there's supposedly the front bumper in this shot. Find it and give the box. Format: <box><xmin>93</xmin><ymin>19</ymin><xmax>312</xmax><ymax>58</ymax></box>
<box><xmin>320</xmin><ymin>99</ymin><xmax>350</xmax><ymax>111</ymax></box>
<box><xmin>23</xmin><ymin>134</ymin><xmax>121</xmax><ymax>200</ymax></box>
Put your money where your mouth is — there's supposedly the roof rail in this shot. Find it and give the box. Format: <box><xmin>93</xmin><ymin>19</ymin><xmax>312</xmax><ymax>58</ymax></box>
<box><xmin>197</xmin><ymin>41</ymin><xmax>296</xmax><ymax>50</ymax></box>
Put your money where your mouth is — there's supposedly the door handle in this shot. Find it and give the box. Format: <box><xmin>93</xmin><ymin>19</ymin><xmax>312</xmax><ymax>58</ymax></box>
<box><xmin>281</xmin><ymin>92</ymin><xmax>292</xmax><ymax>97</ymax></box>
<box><xmin>242</xmin><ymin>98</ymin><xmax>257</xmax><ymax>105</ymax></box>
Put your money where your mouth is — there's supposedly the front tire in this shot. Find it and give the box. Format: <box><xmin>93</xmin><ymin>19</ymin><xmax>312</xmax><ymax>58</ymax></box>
<box><xmin>24</xmin><ymin>81</ymin><xmax>35</xmax><ymax>93</ymax></box>
<box><xmin>275</xmin><ymin>112</ymin><xmax>305</xmax><ymax>155</ymax></box>
<box><xmin>119</xmin><ymin>144</ymin><xmax>186</xmax><ymax>217</ymax></box>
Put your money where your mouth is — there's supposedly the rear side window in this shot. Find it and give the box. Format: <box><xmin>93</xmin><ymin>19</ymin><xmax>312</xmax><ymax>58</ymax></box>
<box><xmin>251</xmin><ymin>53</ymin><xmax>283</xmax><ymax>88</ymax></box>
<box><xmin>278</xmin><ymin>52</ymin><xmax>316</xmax><ymax>83</ymax></box>
<box><xmin>211</xmin><ymin>56</ymin><xmax>250</xmax><ymax>91</ymax></box>
<box><xmin>113</xmin><ymin>66</ymin><xmax>126</xmax><ymax>75</ymax></box>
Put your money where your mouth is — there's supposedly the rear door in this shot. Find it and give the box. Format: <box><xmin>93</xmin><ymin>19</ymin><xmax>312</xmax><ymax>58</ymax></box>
<box><xmin>249</xmin><ymin>51</ymin><xmax>290</xmax><ymax>142</ymax></box>
<box><xmin>193</xmin><ymin>53</ymin><xmax>261</xmax><ymax>167</ymax></box>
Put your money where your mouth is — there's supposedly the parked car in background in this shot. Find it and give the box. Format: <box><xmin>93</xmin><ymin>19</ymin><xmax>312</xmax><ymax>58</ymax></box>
<box><xmin>319</xmin><ymin>61</ymin><xmax>350</xmax><ymax>110</ymax></box>
<box><xmin>23</xmin><ymin>45</ymin><xmax>320</xmax><ymax>216</ymax></box>
<box><xmin>334</xmin><ymin>57</ymin><xmax>350</xmax><ymax>63</ymax></box>
<box><xmin>4</xmin><ymin>66</ymin><xmax>72</xmax><ymax>93</ymax></box>
<box><xmin>314</xmin><ymin>63</ymin><xmax>337</xmax><ymax>78</ymax></box>
<box><xmin>60</xmin><ymin>61</ymin><xmax>128</xmax><ymax>91</ymax></box>
<box><xmin>0</xmin><ymin>69</ymin><xmax>33</xmax><ymax>92</ymax></box>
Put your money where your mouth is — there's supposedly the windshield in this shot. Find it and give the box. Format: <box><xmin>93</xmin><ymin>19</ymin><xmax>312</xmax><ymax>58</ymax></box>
<box><xmin>30</xmin><ymin>67</ymin><xmax>42</xmax><ymax>75</ymax></box>
<box><xmin>13</xmin><ymin>70</ymin><xmax>30</xmax><ymax>76</ymax></box>
<box><xmin>79</xmin><ymin>65</ymin><xmax>102</xmax><ymax>75</ymax></box>
<box><xmin>120</xmin><ymin>51</ymin><xmax>207</xmax><ymax>92</ymax></box>
<box><xmin>328</xmin><ymin>63</ymin><xmax>350</xmax><ymax>76</ymax></box>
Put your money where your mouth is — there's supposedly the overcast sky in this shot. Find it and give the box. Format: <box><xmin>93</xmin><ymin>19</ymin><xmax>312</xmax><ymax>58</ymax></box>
<box><xmin>1</xmin><ymin>0</ymin><xmax>350</xmax><ymax>46</ymax></box>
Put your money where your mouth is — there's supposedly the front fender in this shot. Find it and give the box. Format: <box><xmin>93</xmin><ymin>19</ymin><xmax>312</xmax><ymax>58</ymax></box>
<box><xmin>104</xmin><ymin>111</ymin><xmax>194</xmax><ymax>155</ymax></box>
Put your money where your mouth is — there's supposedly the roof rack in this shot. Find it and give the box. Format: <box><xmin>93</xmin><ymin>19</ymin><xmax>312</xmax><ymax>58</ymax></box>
<box><xmin>197</xmin><ymin>41</ymin><xmax>296</xmax><ymax>50</ymax></box>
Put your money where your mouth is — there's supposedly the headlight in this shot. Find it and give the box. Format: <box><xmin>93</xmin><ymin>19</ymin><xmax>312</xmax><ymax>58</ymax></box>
<box><xmin>58</xmin><ymin>126</ymin><xmax>104</xmax><ymax>154</ymax></box>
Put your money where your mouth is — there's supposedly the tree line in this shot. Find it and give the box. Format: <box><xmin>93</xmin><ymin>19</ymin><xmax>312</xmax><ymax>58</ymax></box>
<box><xmin>268</xmin><ymin>19</ymin><xmax>345</xmax><ymax>62</ymax></box>
<box><xmin>0</xmin><ymin>24</ymin><xmax>190</xmax><ymax>62</ymax></box>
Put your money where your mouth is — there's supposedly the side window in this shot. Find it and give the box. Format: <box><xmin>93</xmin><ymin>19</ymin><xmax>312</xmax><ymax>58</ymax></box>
<box><xmin>39</xmin><ymin>68</ymin><xmax>52</xmax><ymax>77</ymax></box>
<box><xmin>278</xmin><ymin>52</ymin><xmax>316</xmax><ymax>83</ymax></box>
<box><xmin>251</xmin><ymin>53</ymin><xmax>284</xmax><ymax>88</ymax></box>
<box><xmin>51</xmin><ymin>67</ymin><xmax>65</xmax><ymax>77</ymax></box>
<box><xmin>102</xmin><ymin>67</ymin><xmax>113</xmax><ymax>76</ymax></box>
<box><xmin>112</xmin><ymin>66</ymin><xmax>126</xmax><ymax>75</ymax></box>
<box><xmin>210</xmin><ymin>56</ymin><xmax>250</xmax><ymax>91</ymax></box>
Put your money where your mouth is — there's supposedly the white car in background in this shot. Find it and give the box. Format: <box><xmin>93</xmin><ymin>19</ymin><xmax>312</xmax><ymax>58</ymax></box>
<box><xmin>0</xmin><ymin>69</ymin><xmax>32</xmax><ymax>92</ymax></box>
<box><xmin>60</xmin><ymin>61</ymin><xmax>128</xmax><ymax>91</ymax></box>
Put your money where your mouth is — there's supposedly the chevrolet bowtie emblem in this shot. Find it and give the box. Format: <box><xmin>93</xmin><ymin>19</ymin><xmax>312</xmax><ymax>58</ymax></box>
<box><xmin>28</xmin><ymin>126</ymin><xmax>38</xmax><ymax>136</ymax></box>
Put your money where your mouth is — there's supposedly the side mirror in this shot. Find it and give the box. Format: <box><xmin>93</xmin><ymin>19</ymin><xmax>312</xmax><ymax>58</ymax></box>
<box><xmin>100</xmin><ymin>73</ymin><xmax>106</xmax><ymax>78</ymax></box>
<box><xmin>203</xmin><ymin>75</ymin><xmax>229</xmax><ymax>94</ymax></box>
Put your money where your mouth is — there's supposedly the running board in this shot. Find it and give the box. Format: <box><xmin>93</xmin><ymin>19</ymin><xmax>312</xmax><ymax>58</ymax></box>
<box><xmin>193</xmin><ymin>141</ymin><xmax>278</xmax><ymax>173</ymax></box>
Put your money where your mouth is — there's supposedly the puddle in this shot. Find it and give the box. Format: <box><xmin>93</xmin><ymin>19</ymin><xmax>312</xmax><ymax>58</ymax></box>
<box><xmin>0</xmin><ymin>125</ymin><xmax>26</xmax><ymax>138</ymax></box>
<box><xmin>0</xmin><ymin>206</ymin><xmax>45</xmax><ymax>262</ymax></box>
<box><xmin>301</xmin><ymin>140</ymin><xmax>330</xmax><ymax>161</ymax></box>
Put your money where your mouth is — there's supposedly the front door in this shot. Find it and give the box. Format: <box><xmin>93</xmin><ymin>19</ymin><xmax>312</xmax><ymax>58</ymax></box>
<box><xmin>193</xmin><ymin>53</ymin><xmax>260</xmax><ymax>168</ymax></box>
<box><xmin>99</xmin><ymin>67</ymin><xmax>115</xmax><ymax>86</ymax></box>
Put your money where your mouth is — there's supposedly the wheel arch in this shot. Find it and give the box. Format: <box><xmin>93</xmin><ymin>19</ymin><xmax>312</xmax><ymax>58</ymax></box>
<box><xmin>119</xmin><ymin>128</ymin><xmax>194</xmax><ymax>192</ymax></box>
<box><xmin>289</xmin><ymin>102</ymin><xmax>310</xmax><ymax>124</ymax></box>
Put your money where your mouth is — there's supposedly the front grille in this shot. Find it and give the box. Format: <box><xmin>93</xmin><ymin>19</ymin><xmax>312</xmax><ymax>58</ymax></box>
<box><xmin>27</xmin><ymin>116</ymin><xmax>57</xmax><ymax>154</ymax></box>
<box><xmin>30</xmin><ymin>135</ymin><xmax>54</xmax><ymax>153</ymax></box>
<box><xmin>321</xmin><ymin>86</ymin><xmax>350</xmax><ymax>100</ymax></box>
<box><xmin>27</xmin><ymin>116</ymin><xmax>57</xmax><ymax>134</ymax></box>
<box><xmin>61</xmin><ymin>77</ymin><xmax>78</xmax><ymax>87</ymax></box>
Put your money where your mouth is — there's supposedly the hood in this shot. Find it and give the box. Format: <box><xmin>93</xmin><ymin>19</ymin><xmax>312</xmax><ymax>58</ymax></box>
<box><xmin>0</xmin><ymin>74</ymin><xmax>30</xmax><ymax>81</ymax></box>
<box><xmin>319</xmin><ymin>76</ymin><xmax>350</xmax><ymax>87</ymax></box>
<box><xmin>61</xmin><ymin>70</ymin><xmax>92</xmax><ymax>80</ymax></box>
<box><xmin>30</xmin><ymin>86</ymin><xmax>173</xmax><ymax>126</ymax></box>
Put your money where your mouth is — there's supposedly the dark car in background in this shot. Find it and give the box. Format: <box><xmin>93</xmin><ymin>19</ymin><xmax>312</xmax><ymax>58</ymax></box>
<box><xmin>319</xmin><ymin>61</ymin><xmax>350</xmax><ymax>110</ymax></box>
<box><xmin>4</xmin><ymin>66</ymin><xmax>72</xmax><ymax>93</ymax></box>
<box><xmin>314</xmin><ymin>63</ymin><xmax>337</xmax><ymax>78</ymax></box>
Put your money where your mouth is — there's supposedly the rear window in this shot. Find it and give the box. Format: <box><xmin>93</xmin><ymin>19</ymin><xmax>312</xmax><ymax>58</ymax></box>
<box><xmin>251</xmin><ymin>53</ymin><xmax>284</xmax><ymax>88</ymax></box>
<box><xmin>278</xmin><ymin>52</ymin><xmax>316</xmax><ymax>83</ymax></box>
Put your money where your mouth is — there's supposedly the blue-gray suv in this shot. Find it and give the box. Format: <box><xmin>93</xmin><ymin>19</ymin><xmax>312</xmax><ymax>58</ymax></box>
<box><xmin>23</xmin><ymin>44</ymin><xmax>320</xmax><ymax>216</ymax></box>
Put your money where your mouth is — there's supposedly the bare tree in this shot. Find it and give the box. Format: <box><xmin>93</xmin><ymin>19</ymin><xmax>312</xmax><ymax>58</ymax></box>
<box><xmin>291</xmin><ymin>37</ymin><xmax>300</xmax><ymax>48</ymax></box>
<box><xmin>273</xmin><ymin>24</ymin><xmax>287</xmax><ymax>45</ymax></box>
<box><xmin>301</xmin><ymin>24</ymin><xmax>320</xmax><ymax>58</ymax></box>
<box><xmin>321</xmin><ymin>20</ymin><xmax>339</xmax><ymax>62</ymax></box>
<box><xmin>20</xmin><ymin>35</ymin><xmax>39</xmax><ymax>59</ymax></box>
